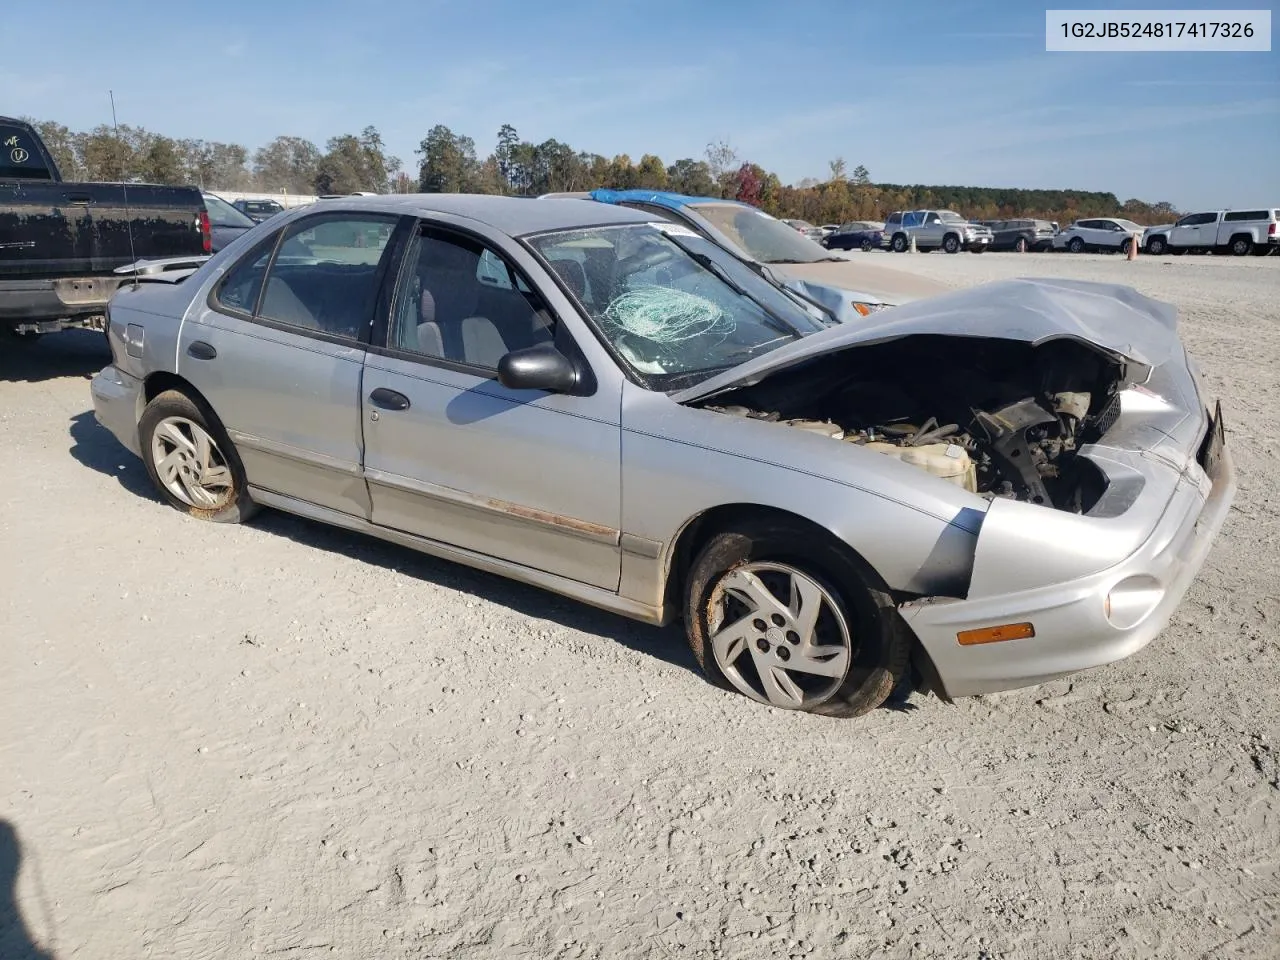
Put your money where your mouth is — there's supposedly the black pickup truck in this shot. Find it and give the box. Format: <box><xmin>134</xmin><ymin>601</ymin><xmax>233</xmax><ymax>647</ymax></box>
<box><xmin>1</xmin><ymin>116</ymin><xmax>210</xmax><ymax>338</ymax></box>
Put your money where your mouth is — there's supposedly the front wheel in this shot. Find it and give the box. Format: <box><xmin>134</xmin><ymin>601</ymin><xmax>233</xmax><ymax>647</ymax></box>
<box><xmin>942</xmin><ymin>234</ymin><xmax>961</xmax><ymax>254</ymax></box>
<box><xmin>684</xmin><ymin>521</ymin><xmax>910</xmax><ymax>717</ymax></box>
<box><xmin>138</xmin><ymin>389</ymin><xmax>257</xmax><ymax>523</ymax></box>
<box><xmin>1146</xmin><ymin>236</ymin><xmax>1167</xmax><ymax>255</ymax></box>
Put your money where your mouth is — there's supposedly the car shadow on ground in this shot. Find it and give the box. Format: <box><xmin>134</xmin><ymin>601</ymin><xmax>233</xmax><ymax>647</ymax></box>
<box><xmin>68</xmin><ymin>411</ymin><xmax>159</xmax><ymax>502</ymax></box>
<box><xmin>0</xmin><ymin>329</ymin><xmax>109</xmax><ymax>383</ymax></box>
<box><xmin>0</xmin><ymin>821</ymin><xmax>55</xmax><ymax>960</ymax></box>
<box><xmin>66</xmin><ymin>408</ymin><xmax>699</xmax><ymax>677</ymax></box>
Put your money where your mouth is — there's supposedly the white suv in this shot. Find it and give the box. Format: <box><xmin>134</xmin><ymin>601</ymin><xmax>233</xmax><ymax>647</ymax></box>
<box><xmin>1053</xmin><ymin>218</ymin><xmax>1145</xmax><ymax>254</ymax></box>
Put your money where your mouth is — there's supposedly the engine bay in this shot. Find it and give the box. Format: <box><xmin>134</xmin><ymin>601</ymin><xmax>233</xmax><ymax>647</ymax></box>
<box><xmin>697</xmin><ymin>335</ymin><xmax>1127</xmax><ymax>513</ymax></box>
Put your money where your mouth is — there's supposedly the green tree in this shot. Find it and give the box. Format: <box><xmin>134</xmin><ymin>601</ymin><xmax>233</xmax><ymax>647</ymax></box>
<box><xmin>666</xmin><ymin>158</ymin><xmax>715</xmax><ymax>196</ymax></box>
<box><xmin>634</xmin><ymin>154</ymin><xmax>668</xmax><ymax>190</ymax></box>
<box><xmin>416</xmin><ymin>124</ymin><xmax>479</xmax><ymax>193</ymax></box>
<box><xmin>138</xmin><ymin>134</ymin><xmax>185</xmax><ymax>184</ymax></box>
<box><xmin>252</xmin><ymin>136</ymin><xmax>320</xmax><ymax>194</ymax></box>
<box><xmin>605</xmin><ymin>154</ymin><xmax>636</xmax><ymax>189</ymax></box>
<box><xmin>495</xmin><ymin>123</ymin><xmax>522</xmax><ymax>193</ymax></box>
<box><xmin>77</xmin><ymin>124</ymin><xmax>136</xmax><ymax>181</ymax></box>
<box><xmin>851</xmin><ymin>164</ymin><xmax>871</xmax><ymax>186</ymax></box>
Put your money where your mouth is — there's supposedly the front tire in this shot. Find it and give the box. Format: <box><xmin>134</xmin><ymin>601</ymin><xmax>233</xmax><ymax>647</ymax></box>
<box><xmin>942</xmin><ymin>234</ymin><xmax>961</xmax><ymax>254</ymax></box>
<box><xmin>684</xmin><ymin>520</ymin><xmax>910</xmax><ymax>717</ymax></box>
<box><xmin>138</xmin><ymin>389</ymin><xmax>257</xmax><ymax>523</ymax></box>
<box><xmin>1146</xmin><ymin>236</ymin><xmax>1167</xmax><ymax>255</ymax></box>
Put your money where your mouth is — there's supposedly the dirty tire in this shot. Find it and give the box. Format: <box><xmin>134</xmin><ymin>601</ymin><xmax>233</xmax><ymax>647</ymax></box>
<box><xmin>684</xmin><ymin>520</ymin><xmax>910</xmax><ymax>718</ymax></box>
<box><xmin>138</xmin><ymin>389</ymin><xmax>257</xmax><ymax>524</ymax></box>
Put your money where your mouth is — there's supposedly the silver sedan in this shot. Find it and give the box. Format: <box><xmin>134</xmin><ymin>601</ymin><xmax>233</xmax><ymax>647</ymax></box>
<box><xmin>91</xmin><ymin>195</ymin><xmax>1234</xmax><ymax>717</ymax></box>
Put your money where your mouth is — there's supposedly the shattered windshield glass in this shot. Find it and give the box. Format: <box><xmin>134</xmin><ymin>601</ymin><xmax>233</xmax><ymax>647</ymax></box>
<box><xmin>529</xmin><ymin>222</ymin><xmax>823</xmax><ymax>388</ymax></box>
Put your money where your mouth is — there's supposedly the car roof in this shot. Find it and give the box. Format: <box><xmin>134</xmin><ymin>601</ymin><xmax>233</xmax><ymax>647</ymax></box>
<box><xmin>305</xmin><ymin>193</ymin><xmax>652</xmax><ymax>236</ymax></box>
<box><xmin>588</xmin><ymin>188</ymin><xmax>751</xmax><ymax>211</ymax></box>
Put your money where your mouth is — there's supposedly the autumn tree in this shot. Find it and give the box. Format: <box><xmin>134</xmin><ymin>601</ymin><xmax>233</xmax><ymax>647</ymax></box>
<box><xmin>666</xmin><ymin>158</ymin><xmax>716</xmax><ymax>196</ymax></box>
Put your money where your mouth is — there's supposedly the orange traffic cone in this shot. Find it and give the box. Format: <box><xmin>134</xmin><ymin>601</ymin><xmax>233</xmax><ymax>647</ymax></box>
<box><xmin>1128</xmin><ymin>233</ymin><xmax>1139</xmax><ymax>261</ymax></box>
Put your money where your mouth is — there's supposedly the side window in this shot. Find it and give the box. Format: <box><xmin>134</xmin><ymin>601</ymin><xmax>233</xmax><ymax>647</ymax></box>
<box><xmin>257</xmin><ymin>215</ymin><xmax>395</xmax><ymax>339</ymax></box>
<box><xmin>885</xmin><ymin>213</ymin><xmax>901</xmax><ymax>227</ymax></box>
<box><xmin>923</xmin><ymin>212</ymin><xmax>940</xmax><ymax>224</ymax></box>
<box><xmin>213</xmin><ymin>232</ymin><xmax>279</xmax><ymax>315</ymax></box>
<box><xmin>389</xmin><ymin>229</ymin><xmax>554</xmax><ymax>371</ymax></box>
<box><xmin>903</xmin><ymin>212</ymin><xmax>923</xmax><ymax>228</ymax></box>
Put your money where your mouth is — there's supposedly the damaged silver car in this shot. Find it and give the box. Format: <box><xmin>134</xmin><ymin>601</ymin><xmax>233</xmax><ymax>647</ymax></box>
<box><xmin>91</xmin><ymin>195</ymin><xmax>1234</xmax><ymax>717</ymax></box>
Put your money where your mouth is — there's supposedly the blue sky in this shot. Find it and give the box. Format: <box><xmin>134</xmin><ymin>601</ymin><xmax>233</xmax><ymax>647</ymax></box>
<box><xmin>3</xmin><ymin>0</ymin><xmax>1276</xmax><ymax>208</ymax></box>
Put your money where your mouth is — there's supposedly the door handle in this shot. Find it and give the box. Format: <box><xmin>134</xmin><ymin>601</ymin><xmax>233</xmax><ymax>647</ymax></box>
<box><xmin>186</xmin><ymin>340</ymin><xmax>217</xmax><ymax>360</ymax></box>
<box><xmin>65</xmin><ymin>193</ymin><xmax>94</xmax><ymax>205</ymax></box>
<box><xmin>369</xmin><ymin>387</ymin><xmax>410</xmax><ymax>411</ymax></box>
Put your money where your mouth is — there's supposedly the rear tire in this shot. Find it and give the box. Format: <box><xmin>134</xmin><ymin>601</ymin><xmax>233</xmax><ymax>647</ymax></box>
<box><xmin>684</xmin><ymin>519</ymin><xmax>910</xmax><ymax>717</ymax></box>
<box><xmin>860</xmin><ymin>238</ymin><xmax>872</xmax><ymax>252</ymax></box>
<box><xmin>891</xmin><ymin>233</ymin><xmax>908</xmax><ymax>253</ymax></box>
<box><xmin>1230</xmin><ymin>236</ymin><xmax>1253</xmax><ymax>256</ymax></box>
<box><xmin>1068</xmin><ymin>237</ymin><xmax>1085</xmax><ymax>253</ymax></box>
<box><xmin>138</xmin><ymin>389</ymin><xmax>257</xmax><ymax>523</ymax></box>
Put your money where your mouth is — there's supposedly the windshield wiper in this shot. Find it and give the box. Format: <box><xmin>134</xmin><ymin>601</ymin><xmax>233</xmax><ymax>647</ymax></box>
<box><xmin>662</xmin><ymin>236</ymin><xmax>801</xmax><ymax>338</ymax></box>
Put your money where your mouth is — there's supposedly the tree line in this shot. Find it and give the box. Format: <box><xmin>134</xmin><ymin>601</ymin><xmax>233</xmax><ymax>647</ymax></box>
<box><xmin>21</xmin><ymin>117</ymin><xmax>1180</xmax><ymax>226</ymax></box>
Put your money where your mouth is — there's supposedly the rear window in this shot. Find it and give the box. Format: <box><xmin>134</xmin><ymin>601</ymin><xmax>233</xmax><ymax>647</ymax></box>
<box><xmin>1223</xmin><ymin>210</ymin><xmax>1271</xmax><ymax>222</ymax></box>
<box><xmin>0</xmin><ymin>123</ymin><xmax>54</xmax><ymax>180</ymax></box>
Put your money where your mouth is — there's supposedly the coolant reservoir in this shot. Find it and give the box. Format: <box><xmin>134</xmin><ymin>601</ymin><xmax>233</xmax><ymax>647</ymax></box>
<box><xmin>859</xmin><ymin>441</ymin><xmax>977</xmax><ymax>492</ymax></box>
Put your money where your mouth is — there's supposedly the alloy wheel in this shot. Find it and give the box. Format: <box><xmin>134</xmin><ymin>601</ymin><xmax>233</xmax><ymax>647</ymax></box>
<box><xmin>706</xmin><ymin>562</ymin><xmax>852</xmax><ymax>709</ymax></box>
<box><xmin>149</xmin><ymin>416</ymin><xmax>235</xmax><ymax>509</ymax></box>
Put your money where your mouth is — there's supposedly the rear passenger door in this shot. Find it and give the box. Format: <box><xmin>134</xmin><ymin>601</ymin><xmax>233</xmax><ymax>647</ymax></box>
<box><xmin>360</xmin><ymin>221</ymin><xmax>623</xmax><ymax>590</ymax></box>
<box><xmin>178</xmin><ymin>211</ymin><xmax>404</xmax><ymax>517</ymax></box>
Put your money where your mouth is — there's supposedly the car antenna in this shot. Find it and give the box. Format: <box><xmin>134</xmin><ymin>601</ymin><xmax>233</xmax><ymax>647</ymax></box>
<box><xmin>109</xmin><ymin>90</ymin><xmax>139</xmax><ymax>289</ymax></box>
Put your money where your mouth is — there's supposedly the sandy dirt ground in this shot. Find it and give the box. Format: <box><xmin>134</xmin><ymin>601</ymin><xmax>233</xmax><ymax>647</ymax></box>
<box><xmin>1</xmin><ymin>251</ymin><xmax>1277</xmax><ymax>960</ymax></box>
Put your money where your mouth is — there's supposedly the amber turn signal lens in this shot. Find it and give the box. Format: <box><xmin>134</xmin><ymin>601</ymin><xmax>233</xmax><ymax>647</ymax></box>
<box><xmin>956</xmin><ymin>622</ymin><xmax>1036</xmax><ymax>646</ymax></box>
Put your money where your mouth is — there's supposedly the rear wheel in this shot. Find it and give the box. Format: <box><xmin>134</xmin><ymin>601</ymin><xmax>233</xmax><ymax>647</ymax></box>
<box><xmin>139</xmin><ymin>389</ymin><xmax>257</xmax><ymax>523</ymax></box>
<box><xmin>1068</xmin><ymin>237</ymin><xmax>1085</xmax><ymax>253</ymax></box>
<box><xmin>1230</xmin><ymin>236</ymin><xmax>1253</xmax><ymax>256</ymax></box>
<box><xmin>860</xmin><ymin>238</ymin><xmax>872</xmax><ymax>252</ymax></box>
<box><xmin>891</xmin><ymin>233</ymin><xmax>908</xmax><ymax>253</ymax></box>
<box><xmin>684</xmin><ymin>520</ymin><xmax>910</xmax><ymax>717</ymax></box>
<box><xmin>1146</xmin><ymin>236</ymin><xmax>1167</xmax><ymax>255</ymax></box>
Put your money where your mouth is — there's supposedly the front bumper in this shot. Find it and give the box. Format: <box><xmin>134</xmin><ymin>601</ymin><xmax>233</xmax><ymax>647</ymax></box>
<box><xmin>901</xmin><ymin>432</ymin><xmax>1235</xmax><ymax>699</ymax></box>
<box><xmin>90</xmin><ymin>364</ymin><xmax>144</xmax><ymax>458</ymax></box>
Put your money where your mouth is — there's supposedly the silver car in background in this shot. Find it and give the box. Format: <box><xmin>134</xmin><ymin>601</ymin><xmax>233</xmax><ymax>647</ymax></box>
<box><xmin>91</xmin><ymin>195</ymin><xmax>1234</xmax><ymax>717</ymax></box>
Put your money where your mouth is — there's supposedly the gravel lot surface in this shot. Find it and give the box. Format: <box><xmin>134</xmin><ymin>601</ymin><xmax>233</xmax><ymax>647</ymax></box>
<box><xmin>2</xmin><ymin>251</ymin><xmax>1277</xmax><ymax>959</ymax></box>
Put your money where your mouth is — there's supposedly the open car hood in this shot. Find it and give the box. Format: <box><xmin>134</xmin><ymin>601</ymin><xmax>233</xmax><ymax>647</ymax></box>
<box><xmin>671</xmin><ymin>277</ymin><xmax>1178</xmax><ymax>403</ymax></box>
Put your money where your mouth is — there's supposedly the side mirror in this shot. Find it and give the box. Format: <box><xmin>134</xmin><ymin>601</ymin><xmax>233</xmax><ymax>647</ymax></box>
<box><xmin>497</xmin><ymin>342</ymin><xmax>578</xmax><ymax>393</ymax></box>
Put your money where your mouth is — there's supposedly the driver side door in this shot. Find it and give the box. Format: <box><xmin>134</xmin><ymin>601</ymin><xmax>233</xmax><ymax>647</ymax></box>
<box><xmin>360</xmin><ymin>221</ymin><xmax>623</xmax><ymax>590</ymax></box>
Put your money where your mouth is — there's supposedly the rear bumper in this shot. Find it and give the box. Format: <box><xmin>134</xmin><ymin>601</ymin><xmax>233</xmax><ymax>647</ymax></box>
<box><xmin>90</xmin><ymin>364</ymin><xmax>143</xmax><ymax>457</ymax></box>
<box><xmin>901</xmin><ymin>439</ymin><xmax>1235</xmax><ymax>699</ymax></box>
<box><xmin>0</xmin><ymin>276</ymin><xmax>123</xmax><ymax>323</ymax></box>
